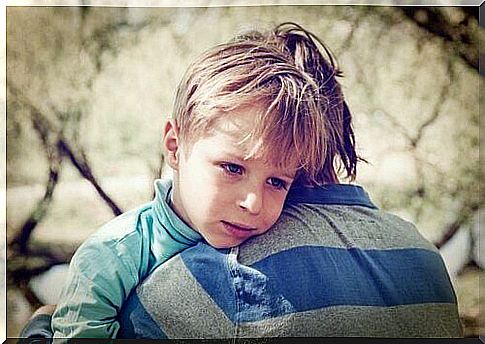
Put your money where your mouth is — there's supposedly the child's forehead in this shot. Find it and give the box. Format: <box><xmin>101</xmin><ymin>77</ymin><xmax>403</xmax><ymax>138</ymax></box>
<box><xmin>211</xmin><ymin>103</ymin><xmax>266</xmax><ymax>126</ymax></box>
<box><xmin>206</xmin><ymin>119</ymin><xmax>263</xmax><ymax>156</ymax></box>
<box><xmin>204</xmin><ymin>116</ymin><xmax>299</xmax><ymax>173</ymax></box>
<box><xmin>204</xmin><ymin>104</ymin><xmax>265</xmax><ymax>140</ymax></box>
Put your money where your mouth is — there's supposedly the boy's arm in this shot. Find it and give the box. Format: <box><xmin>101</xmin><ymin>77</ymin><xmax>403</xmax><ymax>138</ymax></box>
<box><xmin>52</xmin><ymin>238</ymin><xmax>140</xmax><ymax>338</ymax></box>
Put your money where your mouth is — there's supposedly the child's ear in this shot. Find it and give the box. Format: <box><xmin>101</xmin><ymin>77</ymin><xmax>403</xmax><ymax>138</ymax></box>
<box><xmin>163</xmin><ymin>120</ymin><xmax>180</xmax><ymax>170</ymax></box>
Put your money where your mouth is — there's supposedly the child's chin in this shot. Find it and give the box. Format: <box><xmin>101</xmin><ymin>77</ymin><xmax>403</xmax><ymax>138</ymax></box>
<box><xmin>205</xmin><ymin>238</ymin><xmax>242</xmax><ymax>249</ymax></box>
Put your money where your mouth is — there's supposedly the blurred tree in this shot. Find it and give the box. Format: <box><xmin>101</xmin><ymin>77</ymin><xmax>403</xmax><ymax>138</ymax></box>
<box><xmin>5</xmin><ymin>7</ymin><xmax>482</xmax><ymax>330</ymax></box>
<box><xmin>6</xmin><ymin>7</ymin><xmax>157</xmax><ymax>294</ymax></box>
<box><xmin>381</xmin><ymin>6</ymin><xmax>481</xmax><ymax>250</ymax></box>
<box><xmin>398</xmin><ymin>7</ymin><xmax>480</xmax><ymax>76</ymax></box>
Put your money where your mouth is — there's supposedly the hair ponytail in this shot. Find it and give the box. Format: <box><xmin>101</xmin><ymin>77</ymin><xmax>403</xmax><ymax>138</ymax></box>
<box><xmin>272</xmin><ymin>22</ymin><xmax>360</xmax><ymax>183</ymax></box>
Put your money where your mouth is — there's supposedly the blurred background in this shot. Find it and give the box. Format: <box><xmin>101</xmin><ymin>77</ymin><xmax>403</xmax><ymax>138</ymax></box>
<box><xmin>5</xmin><ymin>4</ymin><xmax>483</xmax><ymax>338</ymax></box>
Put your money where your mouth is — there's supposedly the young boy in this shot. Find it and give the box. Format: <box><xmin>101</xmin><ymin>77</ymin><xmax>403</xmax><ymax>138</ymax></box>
<box><xmin>49</xmin><ymin>22</ymin><xmax>345</xmax><ymax>338</ymax></box>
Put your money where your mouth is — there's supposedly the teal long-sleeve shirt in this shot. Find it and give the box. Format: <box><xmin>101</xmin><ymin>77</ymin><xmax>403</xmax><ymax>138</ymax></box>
<box><xmin>51</xmin><ymin>179</ymin><xmax>202</xmax><ymax>338</ymax></box>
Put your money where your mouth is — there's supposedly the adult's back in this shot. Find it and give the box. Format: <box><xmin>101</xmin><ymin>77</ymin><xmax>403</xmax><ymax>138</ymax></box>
<box><xmin>118</xmin><ymin>184</ymin><xmax>462</xmax><ymax>338</ymax></box>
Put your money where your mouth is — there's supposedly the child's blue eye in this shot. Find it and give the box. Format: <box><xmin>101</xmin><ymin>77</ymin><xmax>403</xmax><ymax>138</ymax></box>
<box><xmin>221</xmin><ymin>163</ymin><xmax>243</xmax><ymax>175</ymax></box>
<box><xmin>268</xmin><ymin>178</ymin><xmax>287</xmax><ymax>190</ymax></box>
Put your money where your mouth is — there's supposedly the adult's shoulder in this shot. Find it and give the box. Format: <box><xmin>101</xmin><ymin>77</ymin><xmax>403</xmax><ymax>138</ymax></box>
<box><xmin>239</xmin><ymin>187</ymin><xmax>436</xmax><ymax>264</ymax></box>
<box><xmin>283</xmin><ymin>183</ymin><xmax>436</xmax><ymax>253</ymax></box>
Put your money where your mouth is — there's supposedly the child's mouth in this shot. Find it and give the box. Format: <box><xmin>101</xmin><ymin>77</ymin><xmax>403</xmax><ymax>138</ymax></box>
<box><xmin>221</xmin><ymin>220</ymin><xmax>256</xmax><ymax>238</ymax></box>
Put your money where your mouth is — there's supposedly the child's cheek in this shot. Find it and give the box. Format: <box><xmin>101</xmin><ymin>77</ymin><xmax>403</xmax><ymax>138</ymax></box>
<box><xmin>264</xmin><ymin>192</ymin><xmax>286</xmax><ymax>226</ymax></box>
<box><xmin>208</xmin><ymin>178</ymin><xmax>234</xmax><ymax>203</ymax></box>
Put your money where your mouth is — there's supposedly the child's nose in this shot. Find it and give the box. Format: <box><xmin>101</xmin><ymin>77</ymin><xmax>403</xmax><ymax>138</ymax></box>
<box><xmin>239</xmin><ymin>190</ymin><xmax>263</xmax><ymax>215</ymax></box>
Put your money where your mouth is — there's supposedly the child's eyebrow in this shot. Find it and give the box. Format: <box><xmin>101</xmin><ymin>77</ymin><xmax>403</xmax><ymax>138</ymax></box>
<box><xmin>271</xmin><ymin>168</ymin><xmax>296</xmax><ymax>180</ymax></box>
<box><xmin>217</xmin><ymin>152</ymin><xmax>296</xmax><ymax>178</ymax></box>
<box><xmin>220</xmin><ymin>151</ymin><xmax>245</xmax><ymax>161</ymax></box>
<box><xmin>280</xmin><ymin>172</ymin><xmax>296</xmax><ymax>180</ymax></box>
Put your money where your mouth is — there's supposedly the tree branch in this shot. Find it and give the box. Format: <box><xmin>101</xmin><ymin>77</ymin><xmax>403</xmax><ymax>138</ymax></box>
<box><xmin>433</xmin><ymin>203</ymin><xmax>479</xmax><ymax>249</ymax></box>
<box><xmin>9</xmin><ymin>106</ymin><xmax>63</xmax><ymax>254</ymax></box>
<box><xmin>8</xmin><ymin>83</ymin><xmax>123</xmax><ymax>217</ymax></box>
<box><xmin>57</xmin><ymin>139</ymin><xmax>122</xmax><ymax>216</ymax></box>
<box><xmin>398</xmin><ymin>7</ymin><xmax>481</xmax><ymax>76</ymax></box>
<box><xmin>411</xmin><ymin>56</ymin><xmax>454</xmax><ymax>148</ymax></box>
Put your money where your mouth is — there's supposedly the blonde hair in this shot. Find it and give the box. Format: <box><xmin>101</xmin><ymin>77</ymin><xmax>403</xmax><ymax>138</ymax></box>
<box><xmin>172</xmin><ymin>22</ymin><xmax>359</xmax><ymax>185</ymax></box>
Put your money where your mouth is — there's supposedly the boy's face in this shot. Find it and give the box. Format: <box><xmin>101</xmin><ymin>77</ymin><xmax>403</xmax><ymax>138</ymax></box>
<box><xmin>164</xmin><ymin>106</ymin><xmax>297</xmax><ymax>248</ymax></box>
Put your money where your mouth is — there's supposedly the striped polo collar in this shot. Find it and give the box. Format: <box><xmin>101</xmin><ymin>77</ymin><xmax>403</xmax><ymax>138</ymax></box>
<box><xmin>286</xmin><ymin>183</ymin><xmax>377</xmax><ymax>209</ymax></box>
